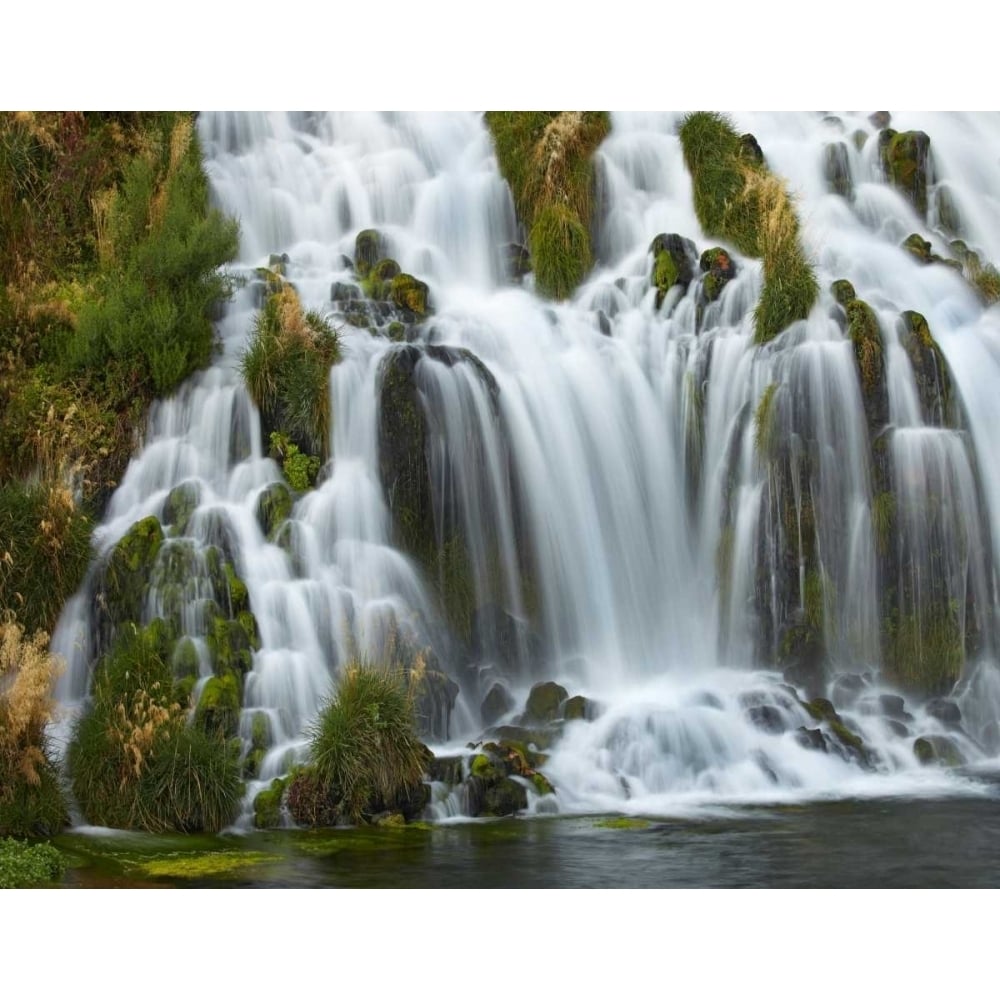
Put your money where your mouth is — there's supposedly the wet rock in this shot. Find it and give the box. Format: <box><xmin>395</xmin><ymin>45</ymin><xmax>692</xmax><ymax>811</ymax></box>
<box><xmin>562</xmin><ymin>694</ymin><xmax>597</xmax><ymax>721</ymax></box>
<box><xmin>503</xmin><ymin>242</ymin><xmax>531</xmax><ymax>281</ymax></box>
<box><xmin>389</xmin><ymin>273</ymin><xmax>430</xmax><ymax>317</ymax></box>
<box><xmin>887</xmin><ymin>719</ymin><xmax>910</xmax><ymax>739</ymax></box>
<box><xmin>95</xmin><ymin>515</ymin><xmax>165</xmax><ymax>642</ymax></box>
<box><xmin>650</xmin><ymin>233</ymin><xmax>698</xmax><ymax>307</ymax></box>
<box><xmin>255</xmin><ymin>481</ymin><xmax>293</xmax><ymax>541</ymax></box>
<box><xmin>699</xmin><ymin>246</ymin><xmax>738</xmax><ymax>303</ymax></box>
<box><xmin>925</xmin><ymin>698</ymin><xmax>962</xmax><ymax>728</ymax></box>
<box><xmin>253</xmin><ymin>777</ymin><xmax>288</xmax><ymax>829</ymax></box>
<box><xmin>490</xmin><ymin>724</ymin><xmax>558</xmax><ymax>752</ymax></box>
<box><xmin>795</xmin><ymin>726</ymin><xmax>830</xmax><ymax>753</ymax></box>
<box><xmin>480</xmin><ymin>681</ymin><xmax>514</xmax><ymax>727</ymax></box>
<box><xmin>354</xmin><ymin>229</ymin><xmax>386</xmax><ymax>276</ymax></box>
<box><xmin>824</xmin><ymin>142</ymin><xmax>853</xmax><ymax>199</ymax></box>
<box><xmin>879</xmin><ymin>694</ymin><xmax>912</xmax><ymax>721</ymax></box>
<box><xmin>831</xmin><ymin>279</ymin><xmax>856</xmax><ymax>308</ymax></box>
<box><xmin>869</xmin><ymin>111</ymin><xmax>892</xmax><ymax>130</ymax></box>
<box><xmin>523</xmin><ymin>681</ymin><xmax>569</xmax><ymax>725</ymax></box>
<box><xmin>746</xmin><ymin>704</ymin><xmax>786</xmax><ymax>734</ymax></box>
<box><xmin>427</xmin><ymin>754</ymin><xmax>465</xmax><ymax>785</ymax></box>
<box><xmin>830</xmin><ymin>672</ymin><xmax>867</xmax><ymax>707</ymax></box>
<box><xmin>331</xmin><ymin>280</ymin><xmax>362</xmax><ymax>303</ymax></box>
<box><xmin>409</xmin><ymin>665</ymin><xmax>460</xmax><ymax>742</ymax></box>
<box><xmin>803</xmin><ymin>697</ymin><xmax>870</xmax><ymax>765</ymax></box>
<box><xmin>471</xmin><ymin>603</ymin><xmax>540</xmax><ymax>673</ymax></box>
<box><xmin>934</xmin><ymin>184</ymin><xmax>963</xmax><ymax>236</ymax></box>
<box><xmin>162</xmin><ymin>481</ymin><xmax>200</xmax><ymax>536</ymax></box>
<box><xmin>880</xmin><ymin>129</ymin><xmax>932</xmax><ymax>218</ymax></box>
<box><xmin>597</xmin><ymin>310</ymin><xmax>612</xmax><ymax>336</ymax></box>
<box><xmin>913</xmin><ymin>734</ymin><xmax>965</xmax><ymax>766</ymax></box>
<box><xmin>899</xmin><ymin>310</ymin><xmax>954</xmax><ymax>427</ymax></box>
<box><xmin>740</xmin><ymin>132</ymin><xmax>765</xmax><ymax>165</ymax></box>
<box><xmin>195</xmin><ymin>673</ymin><xmax>241</xmax><ymax>739</ymax></box>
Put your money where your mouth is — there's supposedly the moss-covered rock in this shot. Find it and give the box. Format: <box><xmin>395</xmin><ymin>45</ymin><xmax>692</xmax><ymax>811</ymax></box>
<box><xmin>480</xmin><ymin>681</ymin><xmax>514</xmax><ymax>726</ymax></box>
<box><xmin>650</xmin><ymin>233</ymin><xmax>697</xmax><ymax>307</ymax></box>
<box><xmin>700</xmin><ymin>246</ymin><xmax>738</xmax><ymax>304</ymax></box>
<box><xmin>253</xmin><ymin>777</ymin><xmax>287</xmax><ymax>829</ymax></box>
<box><xmin>503</xmin><ymin>242</ymin><xmax>532</xmax><ymax>282</ymax></box>
<box><xmin>354</xmin><ymin>229</ymin><xmax>386</xmax><ymax>277</ymax></box>
<box><xmin>831</xmin><ymin>279</ymin><xmax>856</xmax><ymax>307</ymax></box>
<box><xmin>913</xmin><ymin>734</ymin><xmax>965</xmax><ymax>767</ymax></box>
<box><xmin>389</xmin><ymin>273</ymin><xmax>430</xmax><ymax>316</ymax></box>
<box><xmin>901</xmin><ymin>233</ymin><xmax>959</xmax><ymax>270</ymax></box>
<box><xmin>934</xmin><ymin>184</ymin><xmax>963</xmax><ymax>236</ymax></box>
<box><xmin>562</xmin><ymin>694</ymin><xmax>596</xmax><ymax>721</ymax></box>
<box><xmin>899</xmin><ymin>310</ymin><xmax>954</xmax><ymax>427</ymax></box>
<box><xmin>95</xmin><ymin>516</ymin><xmax>165</xmax><ymax>640</ymax></box>
<box><xmin>207</xmin><ymin>613</ymin><xmax>258</xmax><ymax>678</ymax></box>
<box><xmin>524</xmin><ymin>681</ymin><xmax>569</xmax><ymax>724</ymax></box>
<box><xmin>195</xmin><ymin>673</ymin><xmax>241</xmax><ymax>738</ymax></box>
<box><xmin>255</xmin><ymin>481</ymin><xmax>293</xmax><ymax>541</ymax></box>
<box><xmin>408</xmin><ymin>660</ymin><xmax>460</xmax><ymax>742</ymax></box>
<box><xmin>162</xmin><ymin>481</ymin><xmax>200</xmax><ymax>536</ymax></box>
<box><xmin>880</xmin><ymin>129</ymin><xmax>932</xmax><ymax>218</ymax></box>
<box><xmin>845</xmin><ymin>297</ymin><xmax>888</xmax><ymax>435</ymax></box>
<box><xmin>884</xmin><ymin>606</ymin><xmax>964</xmax><ymax>695</ymax></box>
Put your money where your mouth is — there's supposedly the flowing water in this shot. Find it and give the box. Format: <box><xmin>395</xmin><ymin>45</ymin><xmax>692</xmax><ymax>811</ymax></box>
<box><xmin>51</xmin><ymin>111</ymin><xmax>1000</xmax><ymax>827</ymax></box>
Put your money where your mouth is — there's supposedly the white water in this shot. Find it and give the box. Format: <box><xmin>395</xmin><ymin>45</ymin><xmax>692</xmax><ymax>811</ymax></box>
<box><xmin>53</xmin><ymin>111</ymin><xmax>1000</xmax><ymax>820</ymax></box>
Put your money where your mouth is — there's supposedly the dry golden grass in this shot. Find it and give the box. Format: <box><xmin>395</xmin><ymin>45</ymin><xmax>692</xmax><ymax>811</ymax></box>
<box><xmin>0</xmin><ymin>616</ymin><xmax>63</xmax><ymax>796</ymax></box>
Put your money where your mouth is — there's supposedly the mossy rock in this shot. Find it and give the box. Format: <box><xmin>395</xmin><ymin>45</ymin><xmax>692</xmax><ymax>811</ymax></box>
<box><xmin>470</xmin><ymin>753</ymin><xmax>506</xmax><ymax>783</ymax></box>
<box><xmin>427</xmin><ymin>755</ymin><xmax>465</xmax><ymax>786</ymax></box>
<box><xmin>195</xmin><ymin>672</ymin><xmax>242</xmax><ymax>738</ymax></box>
<box><xmin>823</xmin><ymin>141</ymin><xmax>853</xmax><ymax>199</ymax></box>
<box><xmin>503</xmin><ymin>242</ymin><xmax>532</xmax><ymax>281</ymax></box>
<box><xmin>480</xmin><ymin>681</ymin><xmax>514</xmax><ymax>727</ymax></box>
<box><xmin>524</xmin><ymin>681</ymin><xmax>569</xmax><ymax>724</ymax></box>
<box><xmin>207</xmin><ymin>614</ymin><xmax>258</xmax><ymax>678</ymax></box>
<box><xmin>386</xmin><ymin>321</ymin><xmax>407</xmax><ymax>342</ymax></box>
<box><xmin>371</xmin><ymin>258</ymin><xmax>401</xmax><ymax>282</ymax></box>
<box><xmin>934</xmin><ymin>184</ymin><xmax>962</xmax><ymax>236</ymax></box>
<box><xmin>354</xmin><ymin>229</ymin><xmax>386</xmax><ymax>277</ymax></box>
<box><xmin>162</xmin><ymin>481</ymin><xmax>200</xmax><ymax>536</ymax></box>
<box><xmin>562</xmin><ymin>694</ymin><xmax>596</xmax><ymax>721</ymax></box>
<box><xmin>740</xmin><ymin>132</ymin><xmax>765</xmax><ymax>165</ymax></box>
<box><xmin>491</xmin><ymin>724</ymin><xmax>559</xmax><ymax>751</ymax></box>
<box><xmin>650</xmin><ymin>233</ymin><xmax>697</xmax><ymax>307</ymax></box>
<box><xmin>253</xmin><ymin>777</ymin><xmax>288</xmax><ymax>829</ymax></box>
<box><xmin>913</xmin><ymin>734</ymin><xmax>965</xmax><ymax>767</ymax></box>
<box><xmin>831</xmin><ymin>279</ymin><xmax>856</xmax><ymax>307</ymax></box>
<box><xmin>97</xmin><ymin>515</ymin><xmax>165</xmax><ymax>634</ymax></box>
<box><xmin>901</xmin><ymin>233</ymin><xmax>958</xmax><ymax>270</ymax></box>
<box><xmin>251</xmin><ymin>710</ymin><xmax>273</xmax><ymax>750</ymax></box>
<box><xmin>171</xmin><ymin>636</ymin><xmax>201</xmax><ymax>679</ymax></box>
<box><xmin>846</xmin><ymin>297</ymin><xmax>888</xmax><ymax>434</ymax></box>
<box><xmin>389</xmin><ymin>273</ymin><xmax>430</xmax><ymax>316</ymax></box>
<box><xmin>255</xmin><ymin>481</ymin><xmax>293</xmax><ymax>540</ymax></box>
<box><xmin>880</xmin><ymin>129</ymin><xmax>932</xmax><ymax>218</ymax></box>
<box><xmin>331</xmin><ymin>281</ymin><xmax>362</xmax><ymax>304</ymax></box>
<box><xmin>408</xmin><ymin>665</ymin><xmax>460</xmax><ymax>742</ymax></box>
<box><xmin>477</xmin><ymin>776</ymin><xmax>529</xmax><ymax>817</ymax></box>
<box><xmin>883</xmin><ymin>605</ymin><xmax>964</xmax><ymax>695</ymax></box>
<box><xmin>899</xmin><ymin>311</ymin><xmax>953</xmax><ymax>426</ymax></box>
<box><xmin>699</xmin><ymin>246</ymin><xmax>738</xmax><ymax>303</ymax></box>
<box><xmin>803</xmin><ymin>697</ymin><xmax>867</xmax><ymax>761</ymax></box>
<box><xmin>531</xmin><ymin>772</ymin><xmax>555</xmax><ymax>796</ymax></box>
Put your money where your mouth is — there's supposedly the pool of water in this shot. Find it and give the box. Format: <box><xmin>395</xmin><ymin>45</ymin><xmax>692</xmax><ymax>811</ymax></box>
<box><xmin>53</xmin><ymin>774</ymin><xmax>1000</xmax><ymax>888</ymax></box>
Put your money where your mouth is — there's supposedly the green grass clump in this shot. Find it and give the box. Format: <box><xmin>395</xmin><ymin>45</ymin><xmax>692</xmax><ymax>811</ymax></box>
<box><xmin>679</xmin><ymin>112</ymin><xmax>818</xmax><ymax>343</ymax></box>
<box><xmin>0</xmin><ymin>838</ymin><xmax>66</xmax><ymax>888</ymax></box>
<box><xmin>301</xmin><ymin>663</ymin><xmax>430</xmax><ymax>825</ymax></box>
<box><xmin>485</xmin><ymin>111</ymin><xmax>610</xmax><ymax>299</ymax></box>
<box><xmin>241</xmin><ymin>285</ymin><xmax>341</xmax><ymax>460</ymax></box>
<box><xmin>68</xmin><ymin>624</ymin><xmax>242</xmax><ymax>833</ymax></box>
<box><xmin>65</xmin><ymin>115</ymin><xmax>239</xmax><ymax>396</ymax></box>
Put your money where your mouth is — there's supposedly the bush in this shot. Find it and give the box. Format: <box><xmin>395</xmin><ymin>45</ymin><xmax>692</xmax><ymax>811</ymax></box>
<box><xmin>241</xmin><ymin>286</ymin><xmax>341</xmax><ymax>460</ymax></box>
<box><xmin>0</xmin><ymin>838</ymin><xmax>66</xmax><ymax>888</ymax></box>
<box><xmin>0</xmin><ymin>480</ymin><xmax>93</xmax><ymax>635</ymax></box>
<box><xmin>64</xmin><ymin>114</ymin><xmax>239</xmax><ymax>396</ymax></box>
<box><xmin>485</xmin><ymin>111</ymin><xmax>610</xmax><ymax>299</ymax></box>
<box><xmin>68</xmin><ymin>623</ymin><xmax>242</xmax><ymax>833</ymax></box>
<box><xmin>300</xmin><ymin>663</ymin><xmax>430</xmax><ymax>825</ymax></box>
<box><xmin>679</xmin><ymin>112</ymin><xmax>817</xmax><ymax>343</ymax></box>
<box><xmin>0</xmin><ymin>616</ymin><xmax>69</xmax><ymax>837</ymax></box>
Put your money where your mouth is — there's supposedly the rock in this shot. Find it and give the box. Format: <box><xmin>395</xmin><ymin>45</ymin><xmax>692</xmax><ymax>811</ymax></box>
<box><xmin>162</xmin><ymin>481</ymin><xmax>200</xmax><ymax>536</ymax></box>
<box><xmin>354</xmin><ymin>229</ymin><xmax>385</xmax><ymax>276</ymax></box>
<box><xmin>887</xmin><ymin>719</ymin><xmax>910</xmax><ymax>739</ymax></box>
<box><xmin>524</xmin><ymin>681</ymin><xmax>569</xmax><ymax>725</ymax></box>
<box><xmin>925</xmin><ymin>698</ymin><xmax>962</xmax><ymax>728</ymax></box>
<box><xmin>878</xmin><ymin>693</ymin><xmax>912</xmax><ymax>721</ymax></box>
<box><xmin>596</xmin><ymin>310</ymin><xmax>612</xmax><ymax>336</ymax></box>
<box><xmin>427</xmin><ymin>755</ymin><xmax>465</xmax><ymax>785</ymax></box>
<box><xmin>474</xmin><ymin>776</ymin><xmax>528</xmax><ymax>817</ymax></box>
<box><xmin>913</xmin><ymin>734</ymin><xmax>965</xmax><ymax>767</ymax></box>
<box><xmin>490</xmin><ymin>724</ymin><xmax>558</xmax><ymax>752</ymax></box>
<box><xmin>195</xmin><ymin>673</ymin><xmax>241</xmax><ymax>738</ymax></box>
<box><xmin>371</xmin><ymin>258</ymin><xmax>401</xmax><ymax>282</ymax></box>
<box><xmin>268</xmin><ymin>252</ymin><xmax>290</xmax><ymax>271</ymax></box>
<box><xmin>795</xmin><ymin>726</ymin><xmax>829</xmax><ymax>752</ymax></box>
<box><xmin>95</xmin><ymin>516</ymin><xmax>165</xmax><ymax>643</ymax></box>
<box><xmin>471</xmin><ymin>603</ymin><xmax>541</xmax><ymax>673</ymax></box>
<box><xmin>899</xmin><ymin>311</ymin><xmax>953</xmax><ymax>426</ymax></box>
<box><xmin>869</xmin><ymin>111</ymin><xmax>892</xmax><ymax>130</ymax></box>
<box><xmin>255</xmin><ymin>482</ymin><xmax>293</xmax><ymax>541</ymax></box>
<box><xmin>389</xmin><ymin>273</ymin><xmax>430</xmax><ymax>317</ymax></box>
<box><xmin>562</xmin><ymin>694</ymin><xmax>596</xmax><ymax>721</ymax></box>
<box><xmin>207</xmin><ymin>614</ymin><xmax>258</xmax><ymax>678</ymax></box>
<box><xmin>650</xmin><ymin>233</ymin><xmax>698</xmax><ymax>307</ymax></box>
<box><xmin>331</xmin><ymin>281</ymin><xmax>362</xmax><ymax>303</ymax></box>
<box><xmin>409</xmin><ymin>664</ymin><xmax>460</xmax><ymax>742</ymax></box>
<box><xmin>803</xmin><ymin>697</ymin><xmax>869</xmax><ymax>764</ymax></box>
<box><xmin>830</xmin><ymin>672</ymin><xmax>867</xmax><ymax>707</ymax></box>
<box><xmin>699</xmin><ymin>247</ymin><xmax>738</xmax><ymax>303</ymax></box>
<box><xmin>901</xmin><ymin>233</ymin><xmax>955</xmax><ymax>267</ymax></box>
<box><xmin>746</xmin><ymin>704</ymin><xmax>786</xmax><ymax>734</ymax></box>
<box><xmin>823</xmin><ymin>142</ymin><xmax>853</xmax><ymax>199</ymax></box>
<box><xmin>503</xmin><ymin>243</ymin><xmax>531</xmax><ymax>281</ymax></box>
<box><xmin>480</xmin><ymin>681</ymin><xmax>514</xmax><ymax>726</ymax></box>
<box><xmin>253</xmin><ymin>778</ymin><xmax>287</xmax><ymax>829</ymax></box>
<box><xmin>880</xmin><ymin>129</ymin><xmax>932</xmax><ymax>218</ymax></box>
<box><xmin>740</xmin><ymin>132</ymin><xmax>765</xmax><ymax>165</ymax></box>
<box><xmin>934</xmin><ymin>184</ymin><xmax>962</xmax><ymax>236</ymax></box>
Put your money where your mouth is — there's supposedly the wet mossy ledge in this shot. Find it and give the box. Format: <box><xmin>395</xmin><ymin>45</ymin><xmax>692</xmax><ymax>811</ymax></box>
<box><xmin>678</xmin><ymin>112</ymin><xmax>818</xmax><ymax>344</ymax></box>
<box><xmin>485</xmin><ymin>112</ymin><xmax>610</xmax><ymax>299</ymax></box>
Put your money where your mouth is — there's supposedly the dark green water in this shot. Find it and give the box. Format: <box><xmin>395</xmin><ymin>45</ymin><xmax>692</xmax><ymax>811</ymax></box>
<box><xmin>52</xmin><ymin>786</ymin><xmax>1000</xmax><ymax>888</ymax></box>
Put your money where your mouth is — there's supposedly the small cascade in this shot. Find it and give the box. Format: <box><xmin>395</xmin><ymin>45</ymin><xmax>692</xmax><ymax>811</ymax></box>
<box><xmin>51</xmin><ymin>111</ymin><xmax>1000</xmax><ymax>827</ymax></box>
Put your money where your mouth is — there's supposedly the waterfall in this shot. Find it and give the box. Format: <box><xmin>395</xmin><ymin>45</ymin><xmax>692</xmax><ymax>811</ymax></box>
<box><xmin>52</xmin><ymin>110</ymin><xmax>1000</xmax><ymax>821</ymax></box>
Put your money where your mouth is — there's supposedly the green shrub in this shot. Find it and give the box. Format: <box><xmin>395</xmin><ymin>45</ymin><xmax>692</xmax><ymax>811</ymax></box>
<box><xmin>65</xmin><ymin>114</ymin><xmax>239</xmax><ymax>396</ymax></box>
<box><xmin>0</xmin><ymin>481</ymin><xmax>92</xmax><ymax>635</ymax></box>
<box><xmin>241</xmin><ymin>286</ymin><xmax>341</xmax><ymax>459</ymax></box>
<box><xmin>679</xmin><ymin>112</ymin><xmax>817</xmax><ymax>343</ymax></box>
<box><xmin>304</xmin><ymin>663</ymin><xmax>430</xmax><ymax>824</ymax></box>
<box><xmin>0</xmin><ymin>838</ymin><xmax>66</xmax><ymax>888</ymax></box>
<box><xmin>485</xmin><ymin>111</ymin><xmax>610</xmax><ymax>299</ymax></box>
<box><xmin>68</xmin><ymin>623</ymin><xmax>242</xmax><ymax>833</ymax></box>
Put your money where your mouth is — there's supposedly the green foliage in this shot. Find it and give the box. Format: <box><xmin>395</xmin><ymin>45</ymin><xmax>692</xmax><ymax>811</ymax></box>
<box><xmin>0</xmin><ymin>480</ymin><xmax>93</xmax><ymax>634</ymax></box>
<box><xmin>306</xmin><ymin>663</ymin><xmax>430</xmax><ymax>825</ymax></box>
<box><xmin>0</xmin><ymin>838</ymin><xmax>66</xmax><ymax>888</ymax></box>
<box><xmin>872</xmin><ymin>491</ymin><xmax>895</xmax><ymax>555</ymax></box>
<box><xmin>485</xmin><ymin>111</ymin><xmax>610</xmax><ymax>299</ymax></box>
<box><xmin>884</xmin><ymin>603</ymin><xmax>964</xmax><ymax>694</ymax></box>
<box><xmin>753</xmin><ymin>383</ymin><xmax>779</xmax><ymax>461</ymax></box>
<box><xmin>241</xmin><ymin>287</ymin><xmax>341</xmax><ymax>459</ymax></box>
<box><xmin>679</xmin><ymin>112</ymin><xmax>818</xmax><ymax>343</ymax></box>
<box><xmin>269</xmin><ymin>432</ymin><xmax>320</xmax><ymax>492</ymax></box>
<box><xmin>64</xmin><ymin>115</ymin><xmax>239</xmax><ymax>396</ymax></box>
<box><xmin>68</xmin><ymin>623</ymin><xmax>242</xmax><ymax>833</ymax></box>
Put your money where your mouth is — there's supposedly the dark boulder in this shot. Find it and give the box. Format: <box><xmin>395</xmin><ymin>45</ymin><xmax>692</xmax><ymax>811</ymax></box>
<box><xmin>523</xmin><ymin>681</ymin><xmax>569</xmax><ymax>725</ymax></box>
<box><xmin>480</xmin><ymin>681</ymin><xmax>514</xmax><ymax>727</ymax></box>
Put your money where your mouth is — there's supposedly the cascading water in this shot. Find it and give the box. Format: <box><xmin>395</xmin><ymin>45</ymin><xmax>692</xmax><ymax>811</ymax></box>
<box><xmin>53</xmin><ymin>110</ymin><xmax>1000</xmax><ymax>825</ymax></box>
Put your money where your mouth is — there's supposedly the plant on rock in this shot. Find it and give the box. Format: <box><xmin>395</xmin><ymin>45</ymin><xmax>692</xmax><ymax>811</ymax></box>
<box><xmin>287</xmin><ymin>663</ymin><xmax>431</xmax><ymax>826</ymax></box>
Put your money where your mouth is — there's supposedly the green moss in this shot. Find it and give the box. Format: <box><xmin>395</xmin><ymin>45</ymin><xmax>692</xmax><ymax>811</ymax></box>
<box><xmin>846</xmin><ymin>299</ymin><xmax>883</xmax><ymax>397</ymax></box>
<box><xmin>594</xmin><ymin>817</ymin><xmax>651</xmax><ymax>830</ymax></box>
<box><xmin>195</xmin><ymin>673</ymin><xmax>242</xmax><ymax>739</ymax></box>
<box><xmin>255</xmin><ymin>481</ymin><xmax>293</xmax><ymax>540</ymax></box>
<box><xmin>872</xmin><ymin>491</ymin><xmax>895</xmax><ymax>556</ymax></box>
<box><xmin>679</xmin><ymin>112</ymin><xmax>817</xmax><ymax>343</ymax></box>
<box><xmin>253</xmin><ymin>778</ymin><xmax>288</xmax><ymax>829</ymax></box>
<box><xmin>899</xmin><ymin>311</ymin><xmax>953</xmax><ymax>426</ymax></box>
<box><xmin>98</xmin><ymin>515</ymin><xmax>163</xmax><ymax>628</ymax></box>
<box><xmin>354</xmin><ymin>229</ymin><xmax>385</xmax><ymax>277</ymax></box>
<box><xmin>135</xmin><ymin>850</ymin><xmax>279</xmax><ymax>880</ymax></box>
<box><xmin>884</xmin><ymin>605</ymin><xmax>964</xmax><ymax>694</ymax></box>
<box><xmin>531</xmin><ymin>772</ymin><xmax>555</xmax><ymax>796</ymax></box>
<box><xmin>389</xmin><ymin>273</ymin><xmax>430</xmax><ymax>316</ymax></box>
<box><xmin>524</xmin><ymin>681</ymin><xmax>569</xmax><ymax>724</ymax></box>
<box><xmin>831</xmin><ymin>279</ymin><xmax>856</xmax><ymax>307</ymax></box>
<box><xmin>0</xmin><ymin>838</ymin><xmax>66</xmax><ymax>888</ymax></box>
<box><xmin>881</xmin><ymin>129</ymin><xmax>931</xmax><ymax>218</ymax></box>
<box><xmin>485</xmin><ymin>111</ymin><xmax>610</xmax><ymax>300</ymax></box>
<box><xmin>207</xmin><ymin>613</ymin><xmax>257</xmax><ymax>678</ymax></box>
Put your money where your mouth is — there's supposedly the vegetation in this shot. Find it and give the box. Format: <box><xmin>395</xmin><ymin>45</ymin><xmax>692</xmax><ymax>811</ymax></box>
<box><xmin>0</xmin><ymin>616</ymin><xmax>69</xmax><ymax>837</ymax></box>
<box><xmin>0</xmin><ymin>837</ymin><xmax>66</xmax><ymax>888</ymax></box>
<box><xmin>753</xmin><ymin>383</ymin><xmax>780</xmax><ymax>461</ymax></box>
<box><xmin>485</xmin><ymin>112</ymin><xmax>610</xmax><ymax>299</ymax></box>
<box><xmin>241</xmin><ymin>284</ymin><xmax>340</xmax><ymax>461</ymax></box>
<box><xmin>880</xmin><ymin>129</ymin><xmax>931</xmax><ymax>218</ymax></box>
<box><xmin>68</xmin><ymin>623</ymin><xmax>242</xmax><ymax>833</ymax></box>
<box><xmin>679</xmin><ymin>112</ymin><xmax>818</xmax><ymax>343</ymax></box>
<box><xmin>288</xmin><ymin>663</ymin><xmax>431</xmax><ymax>826</ymax></box>
<box><xmin>884</xmin><ymin>605</ymin><xmax>964</xmax><ymax>694</ymax></box>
